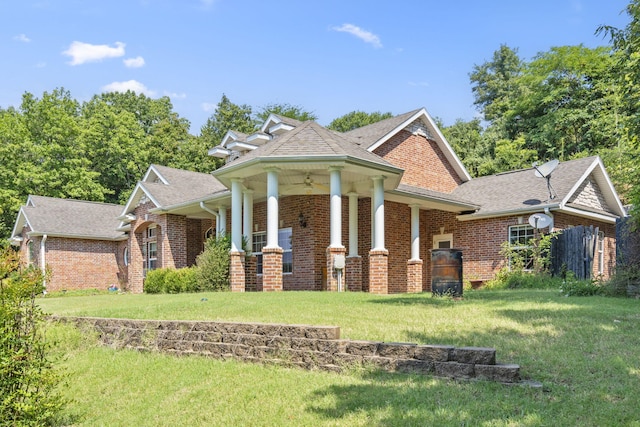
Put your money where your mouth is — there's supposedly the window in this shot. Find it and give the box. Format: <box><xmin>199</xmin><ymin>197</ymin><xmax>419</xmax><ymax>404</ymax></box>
<box><xmin>433</xmin><ymin>233</ymin><xmax>453</xmax><ymax>249</ymax></box>
<box><xmin>147</xmin><ymin>241</ymin><xmax>157</xmax><ymax>271</ymax></box>
<box><xmin>508</xmin><ymin>225</ymin><xmax>535</xmax><ymax>270</ymax></box>
<box><xmin>144</xmin><ymin>226</ymin><xmax>158</xmax><ymax>275</ymax></box>
<box><xmin>123</xmin><ymin>247</ymin><xmax>129</xmax><ymax>266</ymax></box>
<box><xmin>253</xmin><ymin>228</ymin><xmax>292</xmax><ymax>274</ymax></box>
<box><xmin>204</xmin><ymin>227</ymin><xmax>214</xmax><ymax>241</ymax></box>
<box><xmin>27</xmin><ymin>240</ymin><xmax>35</xmax><ymax>266</ymax></box>
<box><xmin>597</xmin><ymin>231</ymin><xmax>605</xmax><ymax>275</ymax></box>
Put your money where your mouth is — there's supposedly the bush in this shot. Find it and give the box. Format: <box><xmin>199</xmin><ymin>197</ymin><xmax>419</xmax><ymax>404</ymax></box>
<box><xmin>195</xmin><ymin>235</ymin><xmax>232</xmax><ymax>292</ymax></box>
<box><xmin>484</xmin><ymin>269</ymin><xmax>563</xmax><ymax>290</ymax></box>
<box><xmin>144</xmin><ymin>267</ymin><xmax>198</xmax><ymax>294</ymax></box>
<box><xmin>144</xmin><ymin>268</ymin><xmax>170</xmax><ymax>294</ymax></box>
<box><xmin>0</xmin><ymin>247</ymin><xmax>67</xmax><ymax>425</ymax></box>
<box><xmin>603</xmin><ymin>265</ymin><xmax>640</xmax><ymax>297</ymax></box>
<box><xmin>560</xmin><ymin>276</ymin><xmax>604</xmax><ymax>296</ymax></box>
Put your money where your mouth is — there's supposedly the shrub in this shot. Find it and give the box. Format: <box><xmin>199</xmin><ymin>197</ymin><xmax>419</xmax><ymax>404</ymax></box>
<box><xmin>560</xmin><ymin>275</ymin><xmax>604</xmax><ymax>296</ymax></box>
<box><xmin>144</xmin><ymin>268</ymin><xmax>170</xmax><ymax>294</ymax></box>
<box><xmin>195</xmin><ymin>235</ymin><xmax>231</xmax><ymax>292</ymax></box>
<box><xmin>603</xmin><ymin>265</ymin><xmax>640</xmax><ymax>297</ymax></box>
<box><xmin>0</xmin><ymin>247</ymin><xmax>67</xmax><ymax>425</ymax></box>
<box><xmin>143</xmin><ymin>268</ymin><xmax>199</xmax><ymax>294</ymax></box>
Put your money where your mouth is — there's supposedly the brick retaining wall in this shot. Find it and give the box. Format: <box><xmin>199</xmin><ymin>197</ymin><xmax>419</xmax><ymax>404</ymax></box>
<box><xmin>53</xmin><ymin>316</ymin><xmax>521</xmax><ymax>384</ymax></box>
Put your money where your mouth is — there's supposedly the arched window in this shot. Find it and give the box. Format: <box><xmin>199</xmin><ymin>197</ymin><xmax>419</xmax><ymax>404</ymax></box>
<box><xmin>204</xmin><ymin>227</ymin><xmax>214</xmax><ymax>241</ymax></box>
<box><xmin>123</xmin><ymin>246</ymin><xmax>129</xmax><ymax>266</ymax></box>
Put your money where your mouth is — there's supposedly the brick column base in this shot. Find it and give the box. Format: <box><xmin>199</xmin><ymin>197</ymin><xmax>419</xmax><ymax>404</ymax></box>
<box><xmin>407</xmin><ymin>259</ymin><xmax>423</xmax><ymax>293</ymax></box>
<box><xmin>346</xmin><ymin>255</ymin><xmax>362</xmax><ymax>292</ymax></box>
<box><xmin>244</xmin><ymin>256</ymin><xmax>257</xmax><ymax>292</ymax></box>
<box><xmin>262</xmin><ymin>247</ymin><xmax>283</xmax><ymax>292</ymax></box>
<box><xmin>369</xmin><ymin>249</ymin><xmax>389</xmax><ymax>294</ymax></box>
<box><xmin>326</xmin><ymin>247</ymin><xmax>347</xmax><ymax>291</ymax></box>
<box><xmin>229</xmin><ymin>251</ymin><xmax>245</xmax><ymax>292</ymax></box>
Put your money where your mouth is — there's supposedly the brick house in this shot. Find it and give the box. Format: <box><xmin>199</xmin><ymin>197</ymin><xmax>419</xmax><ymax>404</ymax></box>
<box><xmin>10</xmin><ymin>108</ymin><xmax>626</xmax><ymax>293</ymax></box>
<box><xmin>10</xmin><ymin>196</ymin><xmax>127</xmax><ymax>292</ymax></box>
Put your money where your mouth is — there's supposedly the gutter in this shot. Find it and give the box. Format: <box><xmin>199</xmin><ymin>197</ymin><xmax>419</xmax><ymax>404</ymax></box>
<box><xmin>456</xmin><ymin>203</ymin><xmax>561</xmax><ymax>221</ymax></box>
<box><xmin>200</xmin><ymin>201</ymin><xmax>220</xmax><ymax>221</ymax></box>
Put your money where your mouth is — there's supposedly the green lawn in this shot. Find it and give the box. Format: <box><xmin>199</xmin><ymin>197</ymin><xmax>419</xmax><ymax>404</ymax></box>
<box><xmin>41</xmin><ymin>290</ymin><xmax>640</xmax><ymax>426</ymax></box>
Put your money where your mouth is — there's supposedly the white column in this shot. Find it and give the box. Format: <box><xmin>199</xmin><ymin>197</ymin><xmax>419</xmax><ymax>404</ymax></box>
<box><xmin>218</xmin><ymin>206</ymin><xmax>227</xmax><ymax>236</ymax></box>
<box><xmin>266</xmin><ymin>168</ymin><xmax>280</xmax><ymax>248</ymax></box>
<box><xmin>243</xmin><ymin>189</ymin><xmax>254</xmax><ymax>252</ymax></box>
<box><xmin>348</xmin><ymin>192</ymin><xmax>358</xmax><ymax>256</ymax></box>
<box><xmin>230</xmin><ymin>179</ymin><xmax>243</xmax><ymax>253</ymax></box>
<box><xmin>329</xmin><ymin>166</ymin><xmax>343</xmax><ymax>248</ymax></box>
<box><xmin>372</xmin><ymin>176</ymin><xmax>385</xmax><ymax>250</ymax></box>
<box><xmin>410</xmin><ymin>204</ymin><xmax>420</xmax><ymax>261</ymax></box>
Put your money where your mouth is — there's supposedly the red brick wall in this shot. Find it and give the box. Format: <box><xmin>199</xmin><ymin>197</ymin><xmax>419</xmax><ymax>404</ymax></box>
<box><xmin>43</xmin><ymin>237</ymin><xmax>121</xmax><ymax>292</ymax></box>
<box><xmin>374</xmin><ymin>130</ymin><xmax>463</xmax><ymax>193</ymax></box>
<box><xmin>17</xmin><ymin>225</ymin><xmax>123</xmax><ymax>293</ymax></box>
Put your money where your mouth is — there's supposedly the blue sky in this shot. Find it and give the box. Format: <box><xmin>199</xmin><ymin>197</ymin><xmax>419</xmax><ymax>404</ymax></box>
<box><xmin>1</xmin><ymin>0</ymin><xmax>631</xmax><ymax>135</ymax></box>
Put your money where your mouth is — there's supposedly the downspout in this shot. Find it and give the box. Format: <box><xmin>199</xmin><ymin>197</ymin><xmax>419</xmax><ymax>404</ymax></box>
<box><xmin>200</xmin><ymin>202</ymin><xmax>220</xmax><ymax>234</ymax></box>
<box><xmin>544</xmin><ymin>207</ymin><xmax>554</xmax><ymax>231</ymax></box>
<box><xmin>40</xmin><ymin>234</ymin><xmax>47</xmax><ymax>290</ymax></box>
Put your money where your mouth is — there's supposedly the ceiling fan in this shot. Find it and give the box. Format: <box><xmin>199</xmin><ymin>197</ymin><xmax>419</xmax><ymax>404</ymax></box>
<box><xmin>292</xmin><ymin>173</ymin><xmax>329</xmax><ymax>194</ymax></box>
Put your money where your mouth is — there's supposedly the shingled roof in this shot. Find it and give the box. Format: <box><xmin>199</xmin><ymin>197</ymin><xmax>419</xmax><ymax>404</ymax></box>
<box><xmin>13</xmin><ymin>196</ymin><xmax>125</xmax><ymax>240</ymax></box>
<box><xmin>343</xmin><ymin>109</ymin><xmax>422</xmax><ymax>147</ymax></box>
<box><xmin>452</xmin><ymin>156</ymin><xmax>623</xmax><ymax>219</ymax></box>
<box><xmin>216</xmin><ymin>120</ymin><xmax>398</xmax><ymax>172</ymax></box>
<box><xmin>139</xmin><ymin>164</ymin><xmax>228</xmax><ymax>208</ymax></box>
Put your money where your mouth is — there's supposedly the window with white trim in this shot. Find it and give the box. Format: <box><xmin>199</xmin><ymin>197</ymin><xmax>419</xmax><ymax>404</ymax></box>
<box><xmin>253</xmin><ymin>228</ymin><xmax>293</xmax><ymax>274</ymax></box>
<box><xmin>597</xmin><ymin>231</ymin><xmax>605</xmax><ymax>275</ymax></box>
<box><xmin>433</xmin><ymin>233</ymin><xmax>453</xmax><ymax>249</ymax></box>
<box><xmin>508</xmin><ymin>225</ymin><xmax>534</xmax><ymax>270</ymax></box>
<box><xmin>144</xmin><ymin>226</ymin><xmax>158</xmax><ymax>275</ymax></box>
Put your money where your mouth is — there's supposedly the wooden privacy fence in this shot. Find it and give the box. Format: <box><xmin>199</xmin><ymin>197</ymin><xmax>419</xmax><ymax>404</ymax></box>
<box><xmin>550</xmin><ymin>225</ymin><xmax>598</xmax><ymax>280</ymax></box>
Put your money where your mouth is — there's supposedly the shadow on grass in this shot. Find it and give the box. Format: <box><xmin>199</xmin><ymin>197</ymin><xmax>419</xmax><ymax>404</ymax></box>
<box><xmin>305</xmin><ymin>369</ymin><xmax>544</xmax><ymax>426</ymax></box>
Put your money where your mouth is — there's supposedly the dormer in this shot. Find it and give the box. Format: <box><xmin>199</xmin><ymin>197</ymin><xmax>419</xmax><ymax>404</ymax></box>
<box><xmin>260</xmin><ymin>113</ymin><xmax>302</xmax><ymax>136</ymax></box>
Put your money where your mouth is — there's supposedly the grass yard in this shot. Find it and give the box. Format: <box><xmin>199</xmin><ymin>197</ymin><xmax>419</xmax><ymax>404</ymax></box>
<box><xmin>40</xmin><ymin>290</ymin><xmax>640</xmax><ymax>426</ymax></box>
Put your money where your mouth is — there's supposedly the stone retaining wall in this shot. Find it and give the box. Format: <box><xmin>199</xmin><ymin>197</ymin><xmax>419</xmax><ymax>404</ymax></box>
<box><xmin>53</xmin><ymin>316</ymin><xmax>521</xmax><ymax>384</ymax></box>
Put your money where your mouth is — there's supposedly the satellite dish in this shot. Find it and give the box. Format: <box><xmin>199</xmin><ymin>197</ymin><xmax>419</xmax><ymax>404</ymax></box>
<box><xmin>533</xmin><ymin>159</ymin><xmax>559</xmax><ymax>178</ymax></box>
<box><xmin>532</xmin><ymin>159</ymin><xmax>559</xmax><ymax>200</ymax></box>
<box><xmin>528</xmin><ymin>213</ymin><xmax>552</xmax><ymax>229</ymax></box>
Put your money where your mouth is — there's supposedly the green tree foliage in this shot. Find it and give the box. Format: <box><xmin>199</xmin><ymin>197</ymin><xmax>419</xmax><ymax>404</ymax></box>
<box><xmin>597</xmin><ymin>0</ymin><xmax>640</xmax><ymax>215</ymax></box>
<box><xmin>326</xmin><ymin>110</ymin><xmax>393</xmax><ymax>132</ymax></box>
<box><xmin>0</xmin><ymin>248</ymin><xmax>66</xmax><ymax>425</ymax></box>
<box><xmin>448</xmin><ymin>31</ymin><xmax>637</xmax><ymax>203</ymax></box>
<box><xmin>200</xmin><ymin>95</ymin><xmax>255</xmax><ymax>147</ymax></box>
<box><xmin>470</xmin><ymin>44</ymin><xmax>524</xmax><ymax>124</ymax></box>
<box><xmin>254</xmin><ymin>102</ymin><xmax>318</xmax><ymax>123</ymax></box>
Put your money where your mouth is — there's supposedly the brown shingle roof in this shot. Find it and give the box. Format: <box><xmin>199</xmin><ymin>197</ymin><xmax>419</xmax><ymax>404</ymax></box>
<box><xmin>21</xmin><ymin>196</ymin><xmax>125</xmax><ymax>240</ymax></box>
<box><xmin>452</xmin><ymin>156</ymin><xmax>611</xmax><ymax>216</ymax></box>
<box><xmin>343</xmin><ymin>109</ymin><xmax>422</xmax><ymax>147</ymax></box>
<box><xmin>216</xmin><ymin>121</ymin><xmax>398</xmax><ymax>171</ymax></box>
<box><xmin>143</xmin><ymin>165</ymin><xmax>228</xmax><ymax>207</ymax></box>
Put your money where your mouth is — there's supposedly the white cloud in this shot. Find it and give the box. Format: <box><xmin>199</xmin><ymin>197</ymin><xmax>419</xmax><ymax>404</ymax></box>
<box><xmin>202</xmin><ymin>102</ymin><xmax>217</xmax><ymax>112</ymax></box>
<box><xmin>124</xmin><ymin>56</ymin><xmax>145</xmax><ymax>68</ymax></box>
<box><xmin>331</xmin><ymin>23</ymin><xmax>382</xmax><ymax>48</ymax></box>
<box><xmin>101</xmin><ymin>80</ymin><xmax>155</xmax><ymax>96</ymax></box>
<box><xmin>63</xmin><ymin>41</ymin><xmax>125</xmax><ymax>65</ymax></box>
<box><xmin>164</xmin><ymin>90</ymin><xmax>186</xmax><ymax>99</ymax></box>
<box><xmin>13</xmin><ymin>34</ymin><xmax>30</xmax><ymax>43</ymax></box>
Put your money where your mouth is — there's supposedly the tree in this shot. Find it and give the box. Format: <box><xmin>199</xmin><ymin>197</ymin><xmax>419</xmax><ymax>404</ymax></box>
<box><xmin>597</xmin><ymin>0</ymin><xmax>640</xmax><ymax>214</ymax></box>
<box><xmin>326</xmin><ymin>110</ymin><xmax>393</xmax><ymax>132</ymax></box>
<box><xmin>470</xmin><ymin>44</ymin><xmax>524</xmax><ymax>124</ymax></box>
<box><xmin>13</xmin><ymin>89</ymin><xmax>108</xmax><ymax>202</ymax></box>
<box><xmin>442</xmin><ymin>118</ymin><xmax>496</xmax><ymax>177</ymax></box>
<box><xmin>254</xmin><ymin>103</ymin><xmax>317</xmax><ymax>123</ymax></box>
